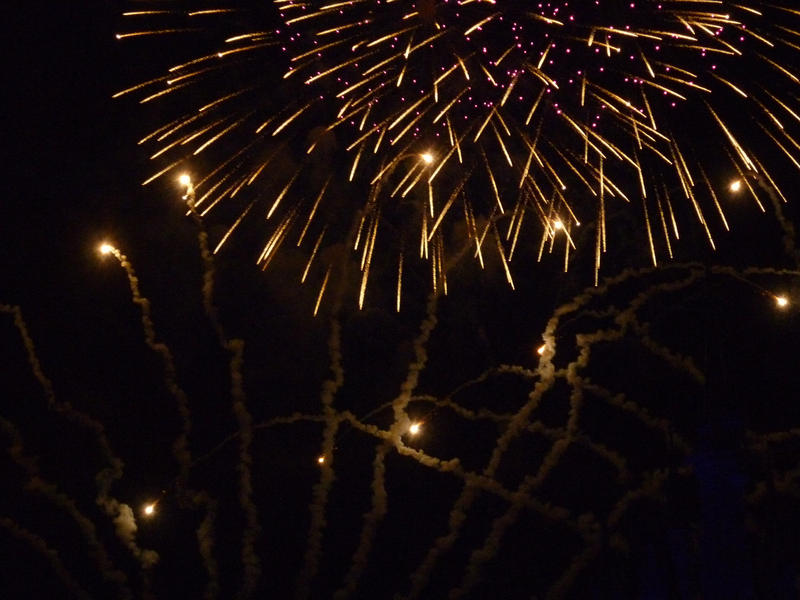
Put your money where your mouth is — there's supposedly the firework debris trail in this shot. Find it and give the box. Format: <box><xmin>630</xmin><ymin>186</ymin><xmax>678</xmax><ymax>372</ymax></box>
<box><xmin>122</xmin><ymin>181</ymin><xmax>261</xmax><ymax>598</ymax></box>
<box><xmin>295</xmin><ymin>317</ymin><xmax>344</xmax><ymax>600</ymax></box>
<box><xmin>0</xmin><ymin>416</ymin><xmax>133</xmax><ymax>599</ymax></box>
<box><xmin>449</xmin><ymin>266</ymin><xmax>705</xmax><ymax>598</ymax></box>
<box><xmin>333</xmin><ymin>293</ymin><xmax>438</xmax><ymax>599</ymax></box>
<box><xmin>189</xmin><ymin>188</ymin><xmax>262</xmax><ymax>600</ymax></box>
<box><xmin>0</xmin><ymin>516</ymin><xmax>92</xmax><ymax>600</ymax></box>
<box><xmin>5</xmin><ymin>257</ymin><xmax>800</xmax><ymax>596</ymax></box>
<box><xmin>1</xmin><ymin>304</ymin><xmax>157</xmax><ymax>579</ymax></box>
<box><xmin>402</xmin><ymin>264</ymin><xmax>702</xmax><ymax>596</ymax></box>
<box><xmin>180</xmin><ymin>197</ymin><xmax>262</xmax><ymax>599</ymax></box>
<box><xmin>108</xmin><ymin>249</ymin><xmax>193</xmax><ymax>482</ymax></box>
<box><xmin>105</xmin><ymin>248</ymin><xmax>222</xmax><ymax>598</ymax></box>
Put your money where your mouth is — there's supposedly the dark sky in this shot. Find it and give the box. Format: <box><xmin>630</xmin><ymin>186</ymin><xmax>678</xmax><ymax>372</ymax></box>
<box><xmin>4</xmin><ymin>2</ymin><xmax>800</xmax><ymax>599</ymax></box>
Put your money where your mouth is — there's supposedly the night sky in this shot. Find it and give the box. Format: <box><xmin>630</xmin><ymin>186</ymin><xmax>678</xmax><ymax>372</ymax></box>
<box><xmin>4</xmin><ymin>2</ymin><xmax>800</xmax><ymax>599</ymax></box>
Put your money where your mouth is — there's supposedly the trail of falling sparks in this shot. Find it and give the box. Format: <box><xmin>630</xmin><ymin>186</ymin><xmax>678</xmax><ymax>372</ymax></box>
<box><xmin>119</xmin><ymin>1</ymin><xmax>800</xmax><ymax>305</ymax></box>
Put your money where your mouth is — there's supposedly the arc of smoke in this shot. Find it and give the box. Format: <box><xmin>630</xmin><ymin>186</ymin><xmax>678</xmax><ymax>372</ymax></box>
<box><xmin>190</xmin><ymin>413</ymin><xmax>327</xmax><ymax>472</ymax></box>
<box><xmin>109</xmin><ymin>252</ymin><xmax>220</xmax><ymax>594</ymax></box>
<box><xmin>112</xmin><ymin>252</ymin><xmax>193</xmax><ymax>479</ymax></box>
<box><xmin>452</xmin><ymin>268</ymin><xmax>709</xmax><ymax>595</ymax></box>
<box><xmin>336</xmin><ymin>408</ymin><xmax>593</xmax><ymax>528</ymax></box>
<box><xmin>0</xmin><ymin>516</ymin><xmax>92</xmax><ymax>600</ymax></box>
<box><xmin>583</xmin><ymin>382</ymin><xmax>691</xmax><ymax>455</ymax></box>
<box><xmin>185</xmin><ymin>193</ymin><xmax>226</xmax><ymax>341</ymax></box>
<box><xmin>333</xmin><ymin>441</ymin><xmax>391</xmax><ymax>599</ymax></box>
<box><xmin>193</xmin><ymin>491</ymin><xmax>220</xmax><ymax>600</ymax></box>
<box><xmin>753</xmin><ymin>172</ymin><xmax>800</xmax><ymax>267</ymax></box>
<box><xmin>2</xmin><ymin>304</ymin><xmax>156</xmax><ymax>574</ymax></box>
<box><xmin>227</xmin><ymin>338</ymin><xmax>261</xmax><ymax>599</ymax></box>
<box><xmin>296</xmin><ymin>319</ymin><xmax>345</xmax><ymax>599</ymax></box>
<box><xmin>179</xmin><ymin>190</ymin><xmax>265</xmax><ymax>598</ymax></box>
<box><xmin>406</xmin><ymin>265</ymin><xmax>712</xmax><ymax>597</ymax></box>
<box><xmin>359</xmin><ymin>362</ymin><xmax>538</xmax><ymax>426</ymax></box>
<box><xmin>452</xmin><ymin>358</ymin><xmax>595</xmax><ymax>597</ymax></box>
<box><xmin>332</xmin><ymin>295</ymin><xmax>439</xmax><ymax>598</ymax></box>
<box><xmin>185</xmin><ymin>208</ymin><xmax>262</xmax><ymax>598</ymax></box>
<box><xmin>0</xmin><ymin>417</ymin><xmax>133</xmax><ymax>599</ymax></box>
<box><xmin>453</xmin><ymin>267</ymin><xmax>711</xmax><ymax>594</ymax></box>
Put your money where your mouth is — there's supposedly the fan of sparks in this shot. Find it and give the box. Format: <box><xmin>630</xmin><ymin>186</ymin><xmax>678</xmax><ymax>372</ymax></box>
<box><xmin>118</xmin><ymin>0</ymin><xmax>800</xmax><ymax>307</ymax></box>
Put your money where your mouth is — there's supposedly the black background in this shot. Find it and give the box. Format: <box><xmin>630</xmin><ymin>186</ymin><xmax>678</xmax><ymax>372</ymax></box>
<box><xmin>4</xmin><ymin>2</ymin><xmax>800</xmax><ymax>599</ymax></box>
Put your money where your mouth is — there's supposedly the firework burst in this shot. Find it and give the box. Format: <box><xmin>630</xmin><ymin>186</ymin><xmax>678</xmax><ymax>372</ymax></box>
<box><xmin>117</xmin><ymin>1</ymin><xmax>800</xmax><ymax>307</ymax></box>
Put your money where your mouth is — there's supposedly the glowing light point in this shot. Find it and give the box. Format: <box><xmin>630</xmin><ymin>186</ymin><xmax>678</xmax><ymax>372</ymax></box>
<box><xmin>553</xmin><ymin>220</ymin><xmax>564</xmax><ymax>230</ymax></box>
<box><xmin>420</xmin><ymin>152</ymin><xmax>434</xmax><ymax>164</ymax></box>
<box><xmin>99</xmin><ymin>243</ymin><xmax>114</xmax><ymax>255</ymax></box>
<box><xmin>729</xmin><ymin>179</ymin><xmax>742</xmax><ymax>193</ymax></box>
<box><xmin>409</xmin><ymin>422</ymin><xmax>422</xmax><ymax>436</ymax></box>
<box><xmin>143</xmin><ymin>503</ymin><xmax>156</xmax><ymax>516</ymax></box>
<box><xmin>537</xmin><ymin>344</ymin><xmax>546</xmax><ymax>356</ymax></box>
<box><xmin>178</xmin><ymin>173</ymin><xmax>192</xmax><ymax>187</ymax></box>
<box><xmin>317</xmin><ymin>455</ymin><xmax>325</xmax><ymax>464</ymax></box>
<box><xmin>775</xmin><ymin>295</ymin><xmax>789</xmax><ymax>308</ymax></box>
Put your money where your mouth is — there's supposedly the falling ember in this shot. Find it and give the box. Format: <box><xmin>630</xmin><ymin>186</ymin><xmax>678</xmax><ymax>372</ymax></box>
<box><xmin>420</xmin><ymin>152</ymin><xmax>434</xmax><ymax>165</ymax></box>
<box><xmin>143</xmin><ymin>503</ymin><xmax>156</xmax><ymax>516</ymax></box>
<box><xmin>775</xmin><ymin>295</ymin><xmax>789</xmax><ymax>308</ymax></box>
<box><xmin>537</xmin><ymin>344</ymin><xmax>546</xmax><ymax>356</ymax></box>
<box><xmin>408</xmin><ymin>422</ymin><xmax>421</xmax><ymax>436</ymax></box>
<box><xmin>729</xmin><ymin>180</ymin><xmax>743</xmax><ymax>193</ymax></box>
<box><xmin>317</xmin><ymin>455</ymin><xmax>325</xmax><ymax>465</ymax></box>
<box><xmin>99</xmin><ymin>243</ymin><xmax>115</xmax><ymax>255</ymax></box>
<box><xmin>178</xmin><ymin>173</ymin><xmax>192</xmax><ymax>187</ymax></box>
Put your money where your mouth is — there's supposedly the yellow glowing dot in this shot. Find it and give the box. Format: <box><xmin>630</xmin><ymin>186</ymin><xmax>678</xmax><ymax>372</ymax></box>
<box><xmin>729</xmin><ymin>179</ymin><xmax>742</xmax><ymax>193</ymax></box>
<box><xmin>553</xmin><ymin>220</ymin><xmax>564</xmax><ymax>230</ymax></box>
<box><xmin>409</xmin><ymin>422</ymin><xmax>421</xmax><ymax>436</ymax></box>
<box><xmin>537</xmin><ymin>344</ymin><xmax>546</xmax><ymax>356</ymax></box>
<box><xmin>775</xmin><ymin>295</ymin><xmax>789</xmax><ymax>308</ymax></box>
<box><xmin>420</xmin><ymin>152</ymin><xmax>434</xmax><ymax>164</ymax></box>
<box><xmin>99</xmin><ymin>243</ymin><xmax>114</xmax><ymax>255</ymax></box>
<box><xmin>178</xmin><ymin>173</ymin><xmax>192</xmax><ymax>187</ymax></box>
<box><xmin>317</xmin><ymin>455</ymin><xmax>325</xmax><ymax>464</ymax></box>
<box><xmin>143</xmin><ymin>503</ymin><xmax>155</xmax><ymax>516</ymax></box>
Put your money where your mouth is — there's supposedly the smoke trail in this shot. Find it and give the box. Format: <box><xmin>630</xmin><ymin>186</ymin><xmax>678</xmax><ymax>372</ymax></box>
<box><xmin>0</xmin><ymin>516</ymin><xmax>92</xmax><ymax>600</ymax></box>
<box><xmin>193</xmin><ymin>491</ymin><xmax>220</xmax><ymax>600</ymax></box>
<box><xmin>226</xmin><ymin>337</ymin><xmax>261</xmax><ymax>599</ymax></box>
<box><xmin>111</xmin><ymin>503</ymin><xmax>159</xmax><ymax>568</ymax></box>
<box><xmin>185</xmin><ymin>188</ymin><xmax>226</xmax><ymax>341</ymax></box>
<box><xmin>450</xmin><ymin>266</ymin><xmax>711</xmax><ymax>597</ymax></box>
<box><xmin>1</xmin><ymin>304</ymin><xmax>156</xmax><ymax>574</ymax></box>
<box><xmin>296</xmin><ymin>318</ymin><xmax>345</xmax><ymax>599</ymax></box>
<box><xmin>335</xmin><ymin>294</ymin><xmax>440</xmax><ymax>596</ymax></box>
<box><xmin>110</xmin><ymin>251</ymin><xmax>193</xmax><ymax>481</ymax></box>
<box><xmin>451</xmin><ymin>375</ymin><xmax>589</xmax><ymax>597</ymax></box>
<box><xmin>172</xmin><ymin>197</ymin><xmax>261</xmax><ymax>597</ymax></box>
<box><xmin>754</xmin><ymin>175</ymin><xmax>800</xmax><ymax>267</ymax></box>
<box><xmin>545</xmin><ymin>533</ymin><xmax>602</xmax><ymax>600</ymax></box>
<box><xmin>333</xmin><ymin>442</ymin><xmax>391</xmax><ymax>599</ymax></box>
<box><xmin>451</xmin><ymin>270</ymin><xmax>704</xmax><ymax>597</ymax></box>
<box><xmin>406</xmin><ymin>485</ymin><xmax>477</xmax><ymax>599</ymax></box>
<box><xmin>108</xmin><ymin>249</ymin><xmax>226</xmax><ymax>595</ymax></box>
<box><xmin>405</xmin><ymin>265</ymin><xmax>707</xmax><ymax>596</ymax></box>
<box><xmin>391</xmin><ymin>293</ymin><xmax>438</xmax><ymax>428</ymax></box>
<box><xmin>0</xmin><ymin>417</ymin><xmax>133</xmax><ymax>599</ymax></box>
